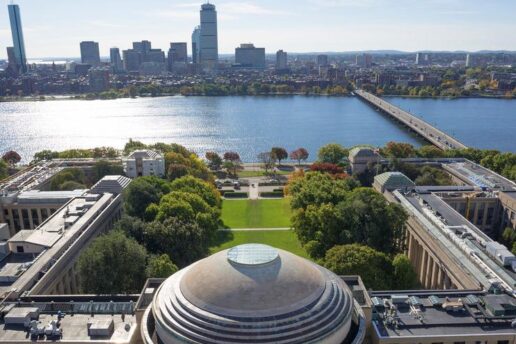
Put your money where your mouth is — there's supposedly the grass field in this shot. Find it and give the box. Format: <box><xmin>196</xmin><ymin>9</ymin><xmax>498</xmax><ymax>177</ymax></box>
<box><xmin>209</xmin><ymin>230</ymin><xmax>309</xmax><ymax>258</ymax></box>
<box><xmin>221</xmin><ymin>198</ymin><xmax>292</xmax><ymax>228</ymax></box>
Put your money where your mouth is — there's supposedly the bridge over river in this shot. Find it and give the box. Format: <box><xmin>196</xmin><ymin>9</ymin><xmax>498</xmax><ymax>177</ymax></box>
<box><xmin>355</xmin><ymin>89</ymin><xmax>468</xmax><ymax>151</ymax></box>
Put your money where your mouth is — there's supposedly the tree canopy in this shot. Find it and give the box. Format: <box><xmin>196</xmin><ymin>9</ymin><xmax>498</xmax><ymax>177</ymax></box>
<box><xmin>49</xmin><ymin>168</ymin><xmax>87</xmax><ymax>191</ymax></box>
<box><xmin>271</xmin><ymin>147</ymin><xmax>288</xmax><ymax>164</ymax></box>
<box><xmin>78</xmin><ymin>231</ymin><xmax>147</xmax><ymax>294</ymax></box>
<box><xmin>317</xmin><ymin>143</ymin><xmax>348</xmax><ymax>164</ymax></box>
<box><xmin>123</xmin><ymin>176</ymin><xmax>171</xmax><ymax>219</ymax></box>
<box><xmin>323</xmin><ymin>244</ymin><xmax>393</xmax><ymax>290</ymax></box>
<box><xmin>392</xmin><ymin>254</ymin><xmax>419</xmax><ymax>289</ymax></box>
<box><xmin>146</xmin><ymin>254</ymin><xmax>178</xmax><ymax>278</ymax></box>
<box><xmin>290</xmin><ymin>148</ymin><xmax>309</xmax><ymax>165</ymax></box>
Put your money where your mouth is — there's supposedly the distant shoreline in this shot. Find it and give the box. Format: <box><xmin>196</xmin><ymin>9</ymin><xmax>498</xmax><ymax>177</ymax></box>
<box><xmin>0</xmin><ymin>92</ymin><xmax>513</xmax><ymax>103</ymax></box>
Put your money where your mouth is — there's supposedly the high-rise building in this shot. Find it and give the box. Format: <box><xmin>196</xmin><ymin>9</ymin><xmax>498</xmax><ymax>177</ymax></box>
<box><xmin>123</xmin><ymin>50</ymin><xmax>142</xmax><ymax>72</ymax></box>
<box><xmin>80</xmin><ymin>41</ymin><xmax>101</xmax><ymax>66</ymax></box>
<box><xmin>168</xmin><ymin>43</ymin><xmax>188</xmax><ymax>72</ymax></box>
<box><xmin>199</xmin><ymin>3</ymin><xmax>218</xmax><ymax>70</ymax></box>
<box><xmin>276</xmin><ymin>50</ymin><xmax>288</xmax><ymax>70</ymax></box>
<box><xmin>192</xmin><ymin>26</ymin><xmax>201</xmax><ymax>64</ymax></box>
<box><xmin>110</xmin><ymin>48</ymin><xmax>123</xmax><ymax>72</ymax></box>
<box><xmin>235</xmin><ymin>44</ymin><xmax>265</xmax><ymax>69</ymax></box>
<box><xmin>356</xmin><ymin>53</ymin><xmax>372</xmax><ymax>68</ymax></box>
<box><xmin>316</xmin><ymin>54</ymin><xmax>328</xmax><ymax>67</ymax></box>
<box><xmin>415</xmin><ymin>52</ymin><xmax>430</xmax><ymax>65</ymax></box>
<box><xmin>8</xmin><ymin>4</ymin><xmax>27</xmax><ymax>73</ymax></box>
<box><xmin>6</xmin><ymin>47</ymin><xmax>18</xmax><ymax>76</ymax></box>
<box><xmin>133</xmin><ymin>40</ymin><xmax>152</xmax><ymax>54</ymax></box>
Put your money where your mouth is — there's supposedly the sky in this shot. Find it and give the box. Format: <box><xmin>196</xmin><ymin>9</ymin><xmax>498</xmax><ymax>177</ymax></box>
<box><xmin>1</xmin><ymin>0</ymin><xmax>515</xmax><ymax>59</ymax></box>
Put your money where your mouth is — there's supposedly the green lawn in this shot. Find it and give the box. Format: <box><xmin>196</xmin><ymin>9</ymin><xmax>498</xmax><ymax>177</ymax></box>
<box><xmin>210</xmin><ymin>230</ymin><xmax>309</xmax><ymax>258</ymax></box>
<box><xmin>221</xmin><ymin>198</ymin><xmax>292</xmax><ymax>228</ymax></box>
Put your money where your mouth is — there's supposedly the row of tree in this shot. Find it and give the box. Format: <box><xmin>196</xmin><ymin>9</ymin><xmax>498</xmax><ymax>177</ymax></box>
<box><xmin>78</xmin><ymin>170</ymin><xmax>222</xmax><ymax>294</ymax></box>
<box><xmin>287</xmin><ymin>170</ymin><xmax>416</xmax><ymax>290</ymax></box>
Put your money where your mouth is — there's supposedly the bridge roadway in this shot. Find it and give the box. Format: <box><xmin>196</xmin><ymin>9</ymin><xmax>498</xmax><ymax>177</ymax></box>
<box><xmin>355</xmin><ymin>89</ymin><xmax>468</xmax><ymax>151</ymax></box>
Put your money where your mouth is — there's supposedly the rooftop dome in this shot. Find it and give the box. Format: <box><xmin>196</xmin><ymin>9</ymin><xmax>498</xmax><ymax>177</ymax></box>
<box><xmin>150</xmin><ymin>244</ymin><xmax>355</xmax><ymax>344</ymax></box>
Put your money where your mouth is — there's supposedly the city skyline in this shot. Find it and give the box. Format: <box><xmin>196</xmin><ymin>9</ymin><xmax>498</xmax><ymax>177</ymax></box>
<box><xmin>1</xmin><ymin>0</ymin><xmax>516</xmax><ymax>60</ymax></box>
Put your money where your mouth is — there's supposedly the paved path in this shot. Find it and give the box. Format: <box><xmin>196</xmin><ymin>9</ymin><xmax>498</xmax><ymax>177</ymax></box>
<box><xmin>219</xmin><ymin>227</ymin><xmax>290</xmax><ymax>231</ymax></box>
<box><xmin>249</xmin><ymin>184</ymin><xmax>259</xmax><ymax>200</ymax></box>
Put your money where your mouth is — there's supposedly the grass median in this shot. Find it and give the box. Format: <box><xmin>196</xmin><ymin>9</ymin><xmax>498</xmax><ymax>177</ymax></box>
<box><xmin>221</xmin><ymin>198</ymin><xmax>292</xmax><ymax>229</ymax></box>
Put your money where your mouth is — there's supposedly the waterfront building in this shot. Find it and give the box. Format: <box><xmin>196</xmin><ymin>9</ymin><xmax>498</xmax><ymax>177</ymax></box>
<box><xmin>8</xmin><ymin>4</ymin><xmax>27</xmax><ymax>73</ymax></box>
<box><xmin>141</xmin><ymin>244</ymin><xmax>367</xmax><ymax>344</ymax></box>
<box><xmin>167</xmin><ymin>42</ymin><xmax>188</xmax><ymax>72</ymax></box>
<box><xmin>191</xmin><ymin>26</ymin><xmax>201</xmax><ymax>65</ymax></box>
<box><xmin>235</xmin><ymin>43</ymin><xmax>265</xmax><ymax>69</ymax></box>
<box><xmin>110</xmin><ymin>47</ymin><xmax>124</xmax><ymax>72</ymax></box>
<box><xmin>276</xmin><ymin>49</ymin><xmax>288</xmax><ymax>70</ymax></box>
<box><xmin>123</xmin><ymin>150</ymin><xmax>165</xmax><ymax>178</ymax></box>
<box><xmin>199</xmin><ymin>3</ymin><xmax>218</xmax><ymax>70</ymax></box>
<box><xmin>80</xmin><ymin>41</ymin><xmax>101</xmax><ymax>66</ymax></box>
<box><xmin>317</xmin><ymin>54</ymin><xmax>329</xmax><ymax>67</ymax></box>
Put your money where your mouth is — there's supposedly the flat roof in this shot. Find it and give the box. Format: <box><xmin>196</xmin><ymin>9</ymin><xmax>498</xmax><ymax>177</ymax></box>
<box><xmin>445</xmin><ymin>161</ymin><xmax>516</xmax><ymax>192</ymax></box>
<box><xmin>371</xmin><ymin>291</ymin><xmax>515</xmax><ymax>338</ymax></box>
<box><xmin>395</xmin><ymin>190</ymin><xmax>516</xmax><ymax>291</ymax></box>
<box><xmin>9</xmin><ymin>230</ymin><xmax>62</xmax><ymax>248</ymax></box>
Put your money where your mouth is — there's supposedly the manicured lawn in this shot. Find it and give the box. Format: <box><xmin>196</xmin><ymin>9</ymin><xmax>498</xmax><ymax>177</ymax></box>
<box><xmin>221</xmin><ymin>198</ymin><xmax>292</xmax><ymax>228</ymax></box>
<box><xmin>210</xmin><ymin>230</ymin><xmax>309</xmax><ymax>258</ymax></box>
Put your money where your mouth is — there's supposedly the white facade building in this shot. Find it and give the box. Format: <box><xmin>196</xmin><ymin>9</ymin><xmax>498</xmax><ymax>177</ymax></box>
<box><xmin>123</xmin><ymin>150</ymin><xmax>165</xmax><ymax>178</ymax></box>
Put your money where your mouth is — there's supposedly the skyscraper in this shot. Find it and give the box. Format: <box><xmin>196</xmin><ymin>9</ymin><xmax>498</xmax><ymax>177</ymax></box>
<box><xmin>276</xmin><ymin>50</ymin><xmax>288</xmax><ymax>70</ymax></box>
<box><xmin>8</xmin><ymin>4</ymin><xmax>27</xmax><ymax>73</ymax></box>
<box><xmin>199</xmin><ymin>3</ymin><xmax>218</xmax><ymax>70</ymax></box>
<box><xmin>168</xmin><ymin>43</ymin><xmax>188</xmax><ymax>72</ymax></box>
<box><xmin>192</xmin><ymin>26</ymin><xmax>201</xmax><ymax>64</ymax></box>
<box><xmin>80</xmin><ymin>41</ymin><xmax>101</xmax><ymax>66</ymax></box>
<box><xmin>316</xmin><ymin>54</ymin><xmax>328</xmax><ymax>67</ymax></box>
<box><xmin>235</xmin><ymin>44</ymin><xmax>265</xmax><ymax>69</ymax></box>
<box><xmin>110</xmin><ymin>48</ymin><xmax>123</xmax><ymax>72</ymax></box>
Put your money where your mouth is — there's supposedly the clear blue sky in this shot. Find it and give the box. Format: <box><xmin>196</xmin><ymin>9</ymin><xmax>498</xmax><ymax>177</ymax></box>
<box><xmin>1</xmin><ymin>0</ymin><xmax>515</xmax><ymax>59</ymax></box>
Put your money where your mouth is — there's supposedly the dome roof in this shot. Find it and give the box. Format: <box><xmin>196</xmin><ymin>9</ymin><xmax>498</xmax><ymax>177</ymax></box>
<box><xmin>151</xmin><ymin>244</ymin><xmax>354</xmax><ymax>344</ymax></box>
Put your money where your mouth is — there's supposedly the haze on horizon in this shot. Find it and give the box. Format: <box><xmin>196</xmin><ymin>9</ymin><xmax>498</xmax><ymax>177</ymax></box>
<box><xmin>1</xmin><ymin>0</ymin><xmax>515</xmax><ymax>59</ymax></box>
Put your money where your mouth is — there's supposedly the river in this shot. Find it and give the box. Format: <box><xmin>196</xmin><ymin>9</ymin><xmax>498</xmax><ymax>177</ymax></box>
<box><xmin>0</xmin><ymin>96</ymin><xmax>514</xmax><ymax>162</ymax></box>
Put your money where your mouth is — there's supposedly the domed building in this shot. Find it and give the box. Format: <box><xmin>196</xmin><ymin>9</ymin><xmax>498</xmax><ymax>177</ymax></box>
<box><xmin>141</xmin><ymin>244</ymin><xmax>366</xmax><ymax>344</ymax></box>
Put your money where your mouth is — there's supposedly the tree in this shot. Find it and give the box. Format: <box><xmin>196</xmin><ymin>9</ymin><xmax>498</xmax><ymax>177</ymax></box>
<box><xmin>146</xmin><ymin>254</ymin><xmax>178</xmax><ymax>278</ymax></box>
<box><xmin>417</xmin><ymin>145</ymin><xmax>445</xmax><ymax>158</ymax></box>
<box><xmin>414</xmin><ymin>166</ymin><xmax>453</xmax><ymax>186</ymax></box>
<box><xmin>323</xmin><ymin>244</ymin><xmax>393</xmax><ymax>290</ymax></box>
<box><xmin>290</xmin><ymin>148</ymin><xmax>309</xmax><ymax>166</ymax></box>
<box><xmin>78</xmin><ymin>231</ymin><xmax>147</xmax><ymax>294</ymax></box>
<box><xmin>33</xmin><ymin>150</ymin><xmax>59</xmax><ymax>163</ymax></box>
<box><xmin>382</xmin><ymin>142</ymin><xmax>416</xmax><ymax>158</ymax></box>
<box><xmin>223</xmin><ymin>151</ymin><xmax>241</xmax><ymax>163</ymax></box>
<box><xmin>50</xmin><ymin>168</ymin><xmax>86</xmax><ymax>191</ymax></box>
<box><xmin>124</xmin><ymin>139</ymin><xmax>147</xmax><ymax>155</ymax></box>
<box><xmin>170</xmin><ymin>175</ymin><xmax>221</xmax><ymax>209</ymax></box>
<box><xmin>317</xmin><ymin>143</ymin><xmax>348</xmax><ymax>164</ymax></box>
<box><xmin>258</xmin><ymin>152</ymin><xmax>276</xmax><ymax>173</ymax></box>
<box><xmin>145</xmin><ymin>217</ymin><xmax>208</xmax><ymax>267</ymax></box>
<box><xmin>124</xmin><ymin>176</ymin><xmax>170</xmax><ymax>219</ymax></box>
<box><xmin>310</xmin><ymin>162</ymin><xmax>345</xmax><ymax>175</ymax></box>
<box><xmin>205</xmin><ymin>152</ymin><xmax>223</xmax><ymax>171</ymax></box>
<box><xmin>271</xmin><ymin>147</ymin><xmax>288</xmax><ymax>165</ymax></box>
<box><xmin>113</xmin><ymin>214</ymin><xmax>146</xmax><ymax>244</ymax></box>
<box><xmin>0</xmin><ymin>160</ymin><xmax>8</xmax><ymax>180</ymax></box>
<box><xmin>2</xmin><ymin>151</ymin><xmax>21</xmax><ymax>166</ymax></box>
<box><xmin>223</xmin><ymin>160</ymin><xmax>242</xmax><ymax>177</ymax></box>
<box><xmin>288</xmin><ymin>172</ymin><xmax>358</xmax><ymax>210</ymax></box>
<box><xmin>93</xmin><ymin>160</ymin><xmax>124</xmax><ymax>183</ymax></box>
<box><xmin>392</xmin><ymin>254</ymin><xmax>419</xmax><ymax>289</ymax></box>
<box><xmin>167</xmin><ymin>164</ymin><xmax>189</xmax><ymax>181</ymax></box>
<box><xmin>59</xmin><ymin>180</ymin><xmax>87</xmax><ymax>190</ymax></box>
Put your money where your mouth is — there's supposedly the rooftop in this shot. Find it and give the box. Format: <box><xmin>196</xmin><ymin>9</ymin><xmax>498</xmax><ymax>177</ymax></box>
<box><xmin>371</xmin><ymin>290</ymin><xmax>515</xmax><ymax>339</ymax></box>
<box><xmin>374</xmin><ymin>172</ymin><xmax>415</xmax><ymax>190</ymax></box>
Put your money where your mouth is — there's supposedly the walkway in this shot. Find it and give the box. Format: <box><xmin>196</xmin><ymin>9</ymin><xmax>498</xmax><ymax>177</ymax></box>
<box><xmin>219</xmin><ymin>227</ymin><xmax>290</xmax><ymax>231</ymax></box>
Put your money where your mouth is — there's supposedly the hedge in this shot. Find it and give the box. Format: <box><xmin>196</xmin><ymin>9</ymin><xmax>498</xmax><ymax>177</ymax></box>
<box><xmin>224</xmin><ymin>192</ymin><xmax>249</xmax><ymax>199</ymax></box>
<box><xmin>259</xmin><ymin>191</ymin><xmax>284</xmax><ymax>198</ymax></box>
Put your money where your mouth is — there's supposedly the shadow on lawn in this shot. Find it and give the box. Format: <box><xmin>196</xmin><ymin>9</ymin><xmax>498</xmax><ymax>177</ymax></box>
<box><xmin>210</xmin><ymin>230</ymin><xmax>235</xmax><ymax>247</ymax></box>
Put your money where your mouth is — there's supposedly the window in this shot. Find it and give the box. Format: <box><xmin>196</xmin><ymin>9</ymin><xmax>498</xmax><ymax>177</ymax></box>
<box><xmin>16</xmin><ymin>246</ymin><xmax>24</xmax><ymax>253</ymax></box>
<box><xmin>497</xmin><ymin>341</ymin><xmax>509</xmax><ymax>344</ymax></box>
<box><xmin>454</xmin><ymin>342</ymin><xmax>465</xmax><ymax>344</ymax></box>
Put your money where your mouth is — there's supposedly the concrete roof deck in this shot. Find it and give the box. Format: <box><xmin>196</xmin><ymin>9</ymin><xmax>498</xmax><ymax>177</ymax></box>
<box><xmin>0</xmin><ymin>313</ymin><xmax>137</xmax><ymax>343</ymax></box>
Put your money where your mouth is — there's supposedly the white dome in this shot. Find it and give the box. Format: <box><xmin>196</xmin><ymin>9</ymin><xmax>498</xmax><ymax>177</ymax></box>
<box><xmin>151</xmin><ymin>244</ymin><xmax>354</xmax><ymax>344</ymax></box>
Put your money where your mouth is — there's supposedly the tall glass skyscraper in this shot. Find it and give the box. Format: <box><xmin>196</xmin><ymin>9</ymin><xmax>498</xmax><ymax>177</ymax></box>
<box><xmin>191</xmin><ymin>26</ymin><xmax>201</xmax><ymax>64</ymax></box>
<box><xmin>199</xmin><ymin>3</ymin><xmax>218</xmax><ymax>70</ymax></box>
<box><xmin>8</xmin><ymin>4</ymin><xmax>27</xmax><ymax>73</ymax></box>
